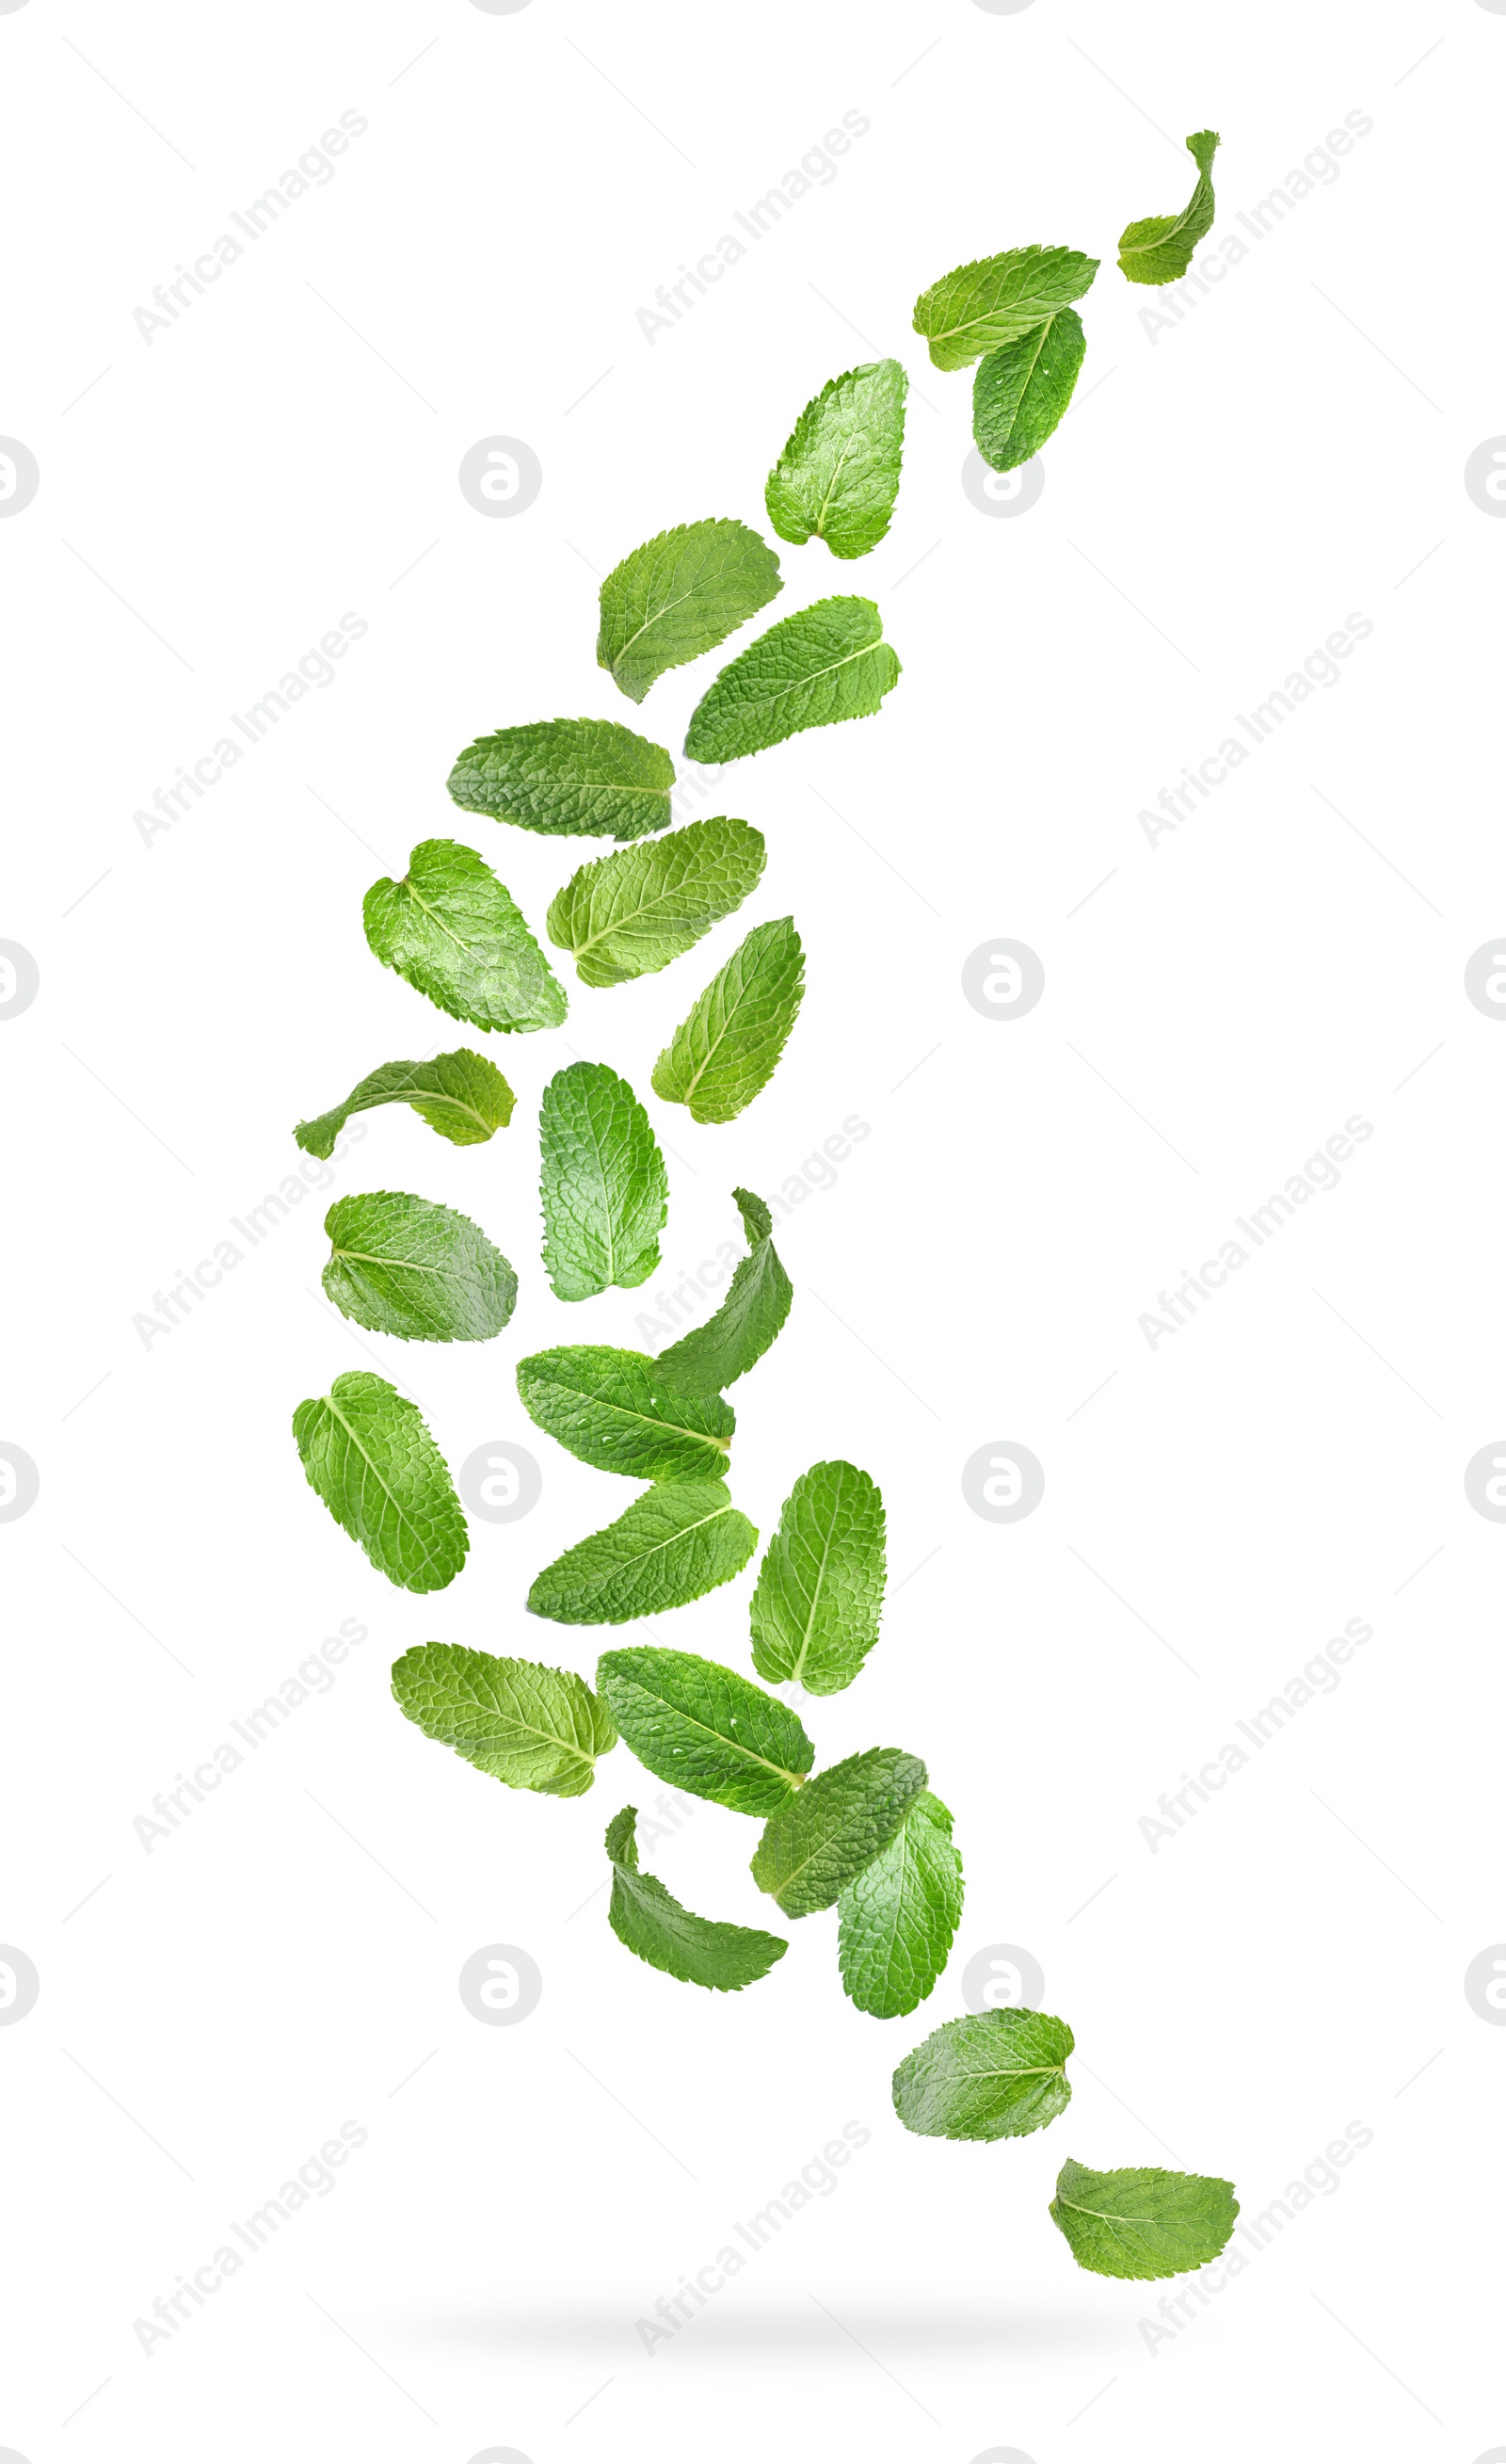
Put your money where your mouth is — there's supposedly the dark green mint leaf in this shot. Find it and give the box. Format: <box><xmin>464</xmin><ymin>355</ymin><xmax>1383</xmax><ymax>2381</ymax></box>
<box><xmin>972</xmin><ymin>309</ymin><xmax>1086</xmax><ymax>472</ymax></box>
<box><xmin>595</xmin><ymin>1645</ymin><xmax>812</xmax><ymax>1813</ymax></box>
<box><xmin>750</xmin><ymin>1747</ymin><xmax>927</xmax><ymax>1917</ymax></box>
<box><xmin>654</xmin><ymin>1188</ymin><xmax>792</xmax><ymax>1394</ymax></box>
<box><xmin>516</xmin><ymin>1345</ymin><xmax>733</xmax><ymax>1480</ymax></box>
<box><xmin>605</xmin><ymin>1804</ymin><xmax>788</xmax><ymax>1989</ymax></box>
<box><xmin>528</xmin><ymin>1484</ymin><xmax>757</xmax><ymax>1625</ymax></box>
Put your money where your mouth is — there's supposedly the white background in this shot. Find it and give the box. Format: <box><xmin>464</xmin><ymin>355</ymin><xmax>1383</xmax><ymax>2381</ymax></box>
<box><xmin>3</xmin><ymin>2</ymin><xmax>1503</xmax><ymax>2458</ymax></box>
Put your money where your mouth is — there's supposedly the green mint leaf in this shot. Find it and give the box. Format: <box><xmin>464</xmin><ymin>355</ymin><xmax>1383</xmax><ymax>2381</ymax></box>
<box><xmin>1049</xmin><ymin>2158</ymin><xmax>1239</xmax><ymax>2279</ymax></box>
<box><xmin>684</xmin><ymin>597</ymin><xmax>900</xmax><ymax>765</ymax></box>
<box><xmin>605</xmin><ymin>1804</ymin><xmax>788</xmax><ymax>1989</ymax></box>
<box><xmin>597</xmin><ymin>520</ymin><xmax>782</xmax><ymax>704</ymax></box>
<box><xmin>912</xmin><ymin>244</ymin><xmax>1099</xmax><ymax>372</ymax></box>
<box><xmin>891</xmin><ymin>2008</ymin><xmax>1071</xmax><ymax>2140</ymax></box>
<box><xmin>749</xmin><ymin>1747</ymin><xmax>927</xmax><ymax>1917</ymax></box>
<box><xmin>972</xmin><ymin>309</ymin><xmax>1087</xmax><ymax>473</ymax></box>
<box><xmin>654</xmin><ymin>1188</ymin><xmax>792</xmax><ymax>1395</ymax></box>
<box><xmin>765</xmin><ymin>360</ymin><xmax>907</xmax><ymax>560</ymax></box>
<box><xmin>391</xmin><ymin>1642</ymin><xmax>616</xmax><ymax>1797</ymax></box>
<box><xmin>838</xmin><ymin>1793</ymin><xmax>963</xmax><ymax>2019</ymax></box>
<box><xmin>538</xmin><ymin>1061</ymin><xmax>668</xmax><ymax>1301</ymax></box>
<box><xmin>292</xmin><ymin>1370</ymin><xmax>467</xmax><ymax>1592</ymax></box>
<box><xmin>650</xmin><ymin>918</ymin><xmax>804</xmax><ymax>1125</ymax></box>
<box><xmin>363</xmin><ymin>840</ymin><xmax>567</xmax><ymax>1034</ymax></box>
<box><xmin>1118</xmin><ymin>131</ymin><xmax>1220</xmax><ymax>286</ymax></box>
<box><xmin>447</xmin><ymin>717</ymin><xmax>675</xmax><ymax>841</ymax></box>
<box><xmin>528</xmin><ymin>1483</ymin><xmax>757</xmax><ymax>1626</ymax></box>
<box><xmin>322</xmin><ymin>1192</ymin><xmax>517</xmax><ymax>1344</ymax></box>
<box><xmin>595</xmin><ymin>1645</ymin><xmax>812</xmax><ymax>1813</ymax></box>
<box><xmin>295</xmin><ymin>1048</ymin><xmax>515</xmax><ymax>1160</ymax></box>
<box><xmin>749</xmin><ymin>1458</ymin><xmax>886</xmax><ymax>1694</ymax></box>
<box><xmin>516</xmin><ymin>1345</ymin><xmax>733</xmax><ymax>1480</ymax></box>
<box><xmin>547</xmin><ymin>817</ymin><xmax>766</xmax><ymax>990</ymax></box>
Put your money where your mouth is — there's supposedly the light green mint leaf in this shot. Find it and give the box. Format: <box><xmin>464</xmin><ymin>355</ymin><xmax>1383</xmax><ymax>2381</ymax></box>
<box><xmin>972</xmin><ymin>309</ymin><xmax>1087</xmax><ymax>473</ymax></box>
<box><xmin>654</xmin><ymin>1188</ymin><xmax>792</xmax><ymax>1394</ymax></box>
<box><xmin>528</xmin><ymin>1483</ymin><xmax>758</xmax><ymax>1626</ymax></box>
<box><xmin>912</xmin><ymin>244</ymin><xmax>1099</xmax><ymax>372</ymax></box>
<box><xmin>750</xmin><ymin>1747</ymin><xmax>927</xmax><ymax>1917</ymax></box>
<box><xmin>838</xmin><ymin>1793</ymin><xmax>963</xmax><ymax>2019</ymax></box>
<box><xmin>295</xmin><ymin>1049</ymin><xmax>514</xmax><ymax>1160</ymax></box>
<box><xmin>447</xmin><ymin>717</ymin><xmax>675</xmax><ymax>841</ymax></box>
<box><xmin>749</xmin><ymin>1458</ymin><xmax>886</xmax><ymax>1694</ymax></box>
<box><xmin>595</xmin><ymin>1645</ymin><xmax>812</xmax><ymax>1813</ymax></box>
<box><xmin>363</xmin><ymin>840</ymin><xmax>567</xmax><ymax>1034</ymax></box>
<box><xmin>684</xmin><ymin>598</ymin><xmax>900</xmax><ymax>765</ymax></box>
<box><xmin>650</xmin><ymin>918</ymin><xmax>804</xmax><ymax>1125</ymax></box>
<box><xmin>322</xmin><ymin>1192</ymin><xmax>517</xmax><ymax>1344</ymax></box>
<box><xmin>597</xmin><ymin>520</ymin><xmax>782</xmax><ymax>704</ymax></box>
<box><xmin>538</xmin><ymin>1061</ymin><xmax>668</xmax><ymax>1301</ymax></box>
<box><xmin>891</xmin><ymin>2008</ymin><xmax>1071</xmax><ymax>2140</ymax></box>
<box><xmin>391</xmin><ymin>1642</ymin><xmax>616</xmax><ymax>1797</ymax></box>
<box><xmin>1049</xmin><ymin>2157</ymin><xmax>1239</xmax><ymax>2279</ymax></box>
<box><xmin>292</xmin><ymin>1370</ymin><xmax>466</xmax><ymax>1593</ymax></box>
<box><xmin>516</xmin><ymin>1345</ymin><xmax>733</xmax><ymax>1480</ymax></box>
<box><xmin>1118</xmin><ymin>132</ymin><xmax>1221</xmax><ymax>286</ymax></box>
<box><xmin>605</xmin><ymin>1803</ymin><xmax>788</xmax><ymax>1989</ymax></box>
<box><xmin>547</xmin><ymin>817</ymin><xmax>766</xmax><ymax>990</ymax></box>
<box><xmin>765</xmin><ymin>360</ymin><xmax>907</xmax><ymax>560</ymax></box>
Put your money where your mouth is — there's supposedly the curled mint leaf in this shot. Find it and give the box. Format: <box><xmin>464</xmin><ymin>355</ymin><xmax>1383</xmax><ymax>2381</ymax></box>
<box><xmin>1118</xmin><ymin>131</ymin><xmax>1220</xmax><ymax>286</ymax></box>
<box><xmin>516</xmin><ymin>1345</ymin><xmax>733</xmax><ymax>1481</ymax></box>
<box><xmin>1049</xmin><ymin>2157</ymin><xmax>1239</xmax><ymax>2279</ymax></box>
<box><xmin>750</xmin><ymin>1747</ymin><xmax>927</xmax><ymax>1917</ymax></box>
<box><xmin>547</xmin><ymin>817</ymin><xmax>766</xmax><ymax>990</ymax></box>
<box><xmin>972</xmin><ymin>309</ymin><xmax>1086</xmax><ymax>474</ymax></box>
<box><xmin>891</xmin><ymin>2008</ymin><xmax>1071</xmax><ymax>2140</ymax></box>
<box><xmin>765</xmin><ymin>360</ymin><xmax>907</xmax><ymax>560</ymax></box>
<box><xmin>749</xmin><ymin>1458</ymin><xmax>886</xmax><ymax>1694</ymax></box>
<box><xmin>651</xmin><ymin>918</ymin><xmax>804</xmax><ymax>1125</ymax></box>
<box><xmin>597</xmin><ymin>520</ymin><xmax>782</xmax><ymax>703</ymax></box>
<box><xmin>528</xmin><ymin>1483</ymin><xmax>757</xmax><ymax>1626</ymax></box>
<box><xmin>539</xmin><ymin>1061</ymin><xmax>667</xmax><ymax>1302</ymax></box>
<box><xmin>912</xmin><ymin>244</ymin><xmax>1098</xmax><ymax>372</ymax></box>
<box><xmin>683</xmin><ymin>597</ymin><xmax>900</xmax><ymax>765</ymax></box>
<box><xmin>321</xmin><ymin>1191</ymin><xmax>517</xmax><ymax>1343</ymax></box>
<box><xmin>363</xmin><ymin>840</ymin><xmax>567</xmax><ymax>1034</ymax></box>
<box><xmin>838</xmin><ymin>1793</ymin><xmax>962</xmax><ymax>2020</ymax></box>
<box><xmin>654</xmin><ymin>1188</ymin><xmax>792</xmax><ymax>1395</ymax></box>
<box><xmin>392</xmin><ymin>1642</ymin><xmax>616</xmax><ymax>1797</ymax></box>
<box><xmin>595</xmin><ymin>1645</ymin><xmax>812</xmax><ymax>1814</ymax></box>
<box><xmin>295</xmin><ymin>1049</ymin><xmax>514</xmax><ymax>1159</ymax></box>
<box><xmin>447</xmin><ymin>717</ymin><xmax>675</xmax><ymax>841</ymax></box>
<box><xmin>605</xmin><ymin>1804</ymin><xmax>788</xmax><ymax>1989</ymax></box>
<box><xmin>292</xmin><ymin>1370</ymin><xmax>467</xmax><ymax>1593</ymax></box>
